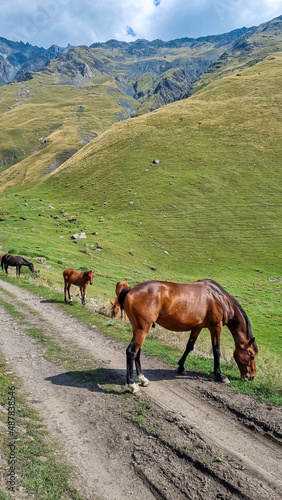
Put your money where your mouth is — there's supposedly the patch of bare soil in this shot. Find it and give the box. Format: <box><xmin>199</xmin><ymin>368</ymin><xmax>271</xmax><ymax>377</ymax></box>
<box><xmin>0</xmin><ymin>279</ymin><xmax>281</xmax><ymax>500</ymax></box>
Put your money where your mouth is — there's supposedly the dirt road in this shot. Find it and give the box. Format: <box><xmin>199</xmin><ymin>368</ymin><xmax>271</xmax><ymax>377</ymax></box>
<box><xmin>0</xmin><ymin>278</ymin><xmax>281</xmax><ymax>499</ymax></box>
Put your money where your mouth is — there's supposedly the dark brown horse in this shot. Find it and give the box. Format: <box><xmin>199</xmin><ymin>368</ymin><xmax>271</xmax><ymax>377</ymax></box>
<box><xmin>1</xmin><ymin>253</ymin><xmax>38</xmax><ymax>277</ymax></box>
<box><xmin>110</xmin><ymin>281</ymin><xmax>129</xmax><ymax>319</ymax></box>
<box><xmin>119</xmin><ymin>279</ymin><xmax>258</xmax><ymax>393</ymax></box>
<box><xmin>63</xmin><ymin>268</ymin><xmax>94</xmax><ymax>305</ymax></box>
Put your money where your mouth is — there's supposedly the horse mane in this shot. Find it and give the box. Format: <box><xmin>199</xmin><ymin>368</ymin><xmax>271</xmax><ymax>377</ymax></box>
<box><xmin>205</xmin><ymin>279</ymin><xmax>257</xmax><ymax>348</ymax></box>
<box><xmin>21</xmin><ymin>257</ymin><xmax>32</xmax><ymax>265</ymax></box>
<box><xmin>118</xmin><ymin>286</ymin><xmax>131</xmax><ymax>310</ymax></box>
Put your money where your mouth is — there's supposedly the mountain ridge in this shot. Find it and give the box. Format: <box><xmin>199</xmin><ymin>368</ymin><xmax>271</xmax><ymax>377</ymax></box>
<box><xmin>0</xmin><ymin>37</ymin><xmax>71</xmax><ymax>85</ymax></box>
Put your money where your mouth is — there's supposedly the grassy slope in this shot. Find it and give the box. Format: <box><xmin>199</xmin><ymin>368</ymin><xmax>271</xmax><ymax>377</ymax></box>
<box><xmin>44</xmin><ymin>53</ymin><xmax>282</xmax><ymax>275</ymax></box>
<box><xmin>0</xmin><ymin>69</ymin><xmax>138</xmax><ymax>189</ymax></box>
<box><xmin>0</xmin><ymin>51</ymin><xmax>281</xmax><ymax>398</ymax></box>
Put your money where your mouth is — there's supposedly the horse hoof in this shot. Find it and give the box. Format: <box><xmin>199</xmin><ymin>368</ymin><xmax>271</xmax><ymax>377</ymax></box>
<box><xmin>177</xmin><ymin>369</ymin><xmax>187</xmax><ymax>376</ymax></box>
<box><xmin>130</xmin><ymin>383</ymin><xmax>141</xmax><ymax>395</ymax></box>
<box><xmin>138</xmin><ymin>375</ymin><xmax>149</xmax><ymax>387</ymax></box>
<box><xmin>215</xmin><ymin>374</ymin><xmax>230</xmax><ymax>384</ymax></box>
<box><xmin>177</xmin><ymin>365</ymin><xmax>185</xmax><ymax>374</ymax></box>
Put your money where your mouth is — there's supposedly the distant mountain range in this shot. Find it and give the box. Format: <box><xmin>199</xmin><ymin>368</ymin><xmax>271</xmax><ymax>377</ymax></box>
<box><xmin>1</xmin><ymin>16</ymin><xmax>282</xmax><ymax>111</ymax></box>
<box><xmin>0</xmin><ymin>27</ymin><xmax>254</xmax><ymax>99</ymax></box>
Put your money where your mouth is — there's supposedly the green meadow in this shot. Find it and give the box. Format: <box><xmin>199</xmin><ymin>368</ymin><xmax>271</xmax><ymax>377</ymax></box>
<box><xmin>0</xmin><ymin>51</ymin><xmax>281</xmax><ymax>404</ymax></box>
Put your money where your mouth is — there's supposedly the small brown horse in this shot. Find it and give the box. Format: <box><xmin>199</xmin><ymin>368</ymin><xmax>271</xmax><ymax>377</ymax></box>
<box><xmin>119</xmin><ymin>279</ymin><xmax>258</xmax><ymax>393</ymax></box>
<box><xmin>110</xmin><ymin>281</ymin><xmax>129</xmax><ymax>319</ymax></box>
<box><xmin>1</xmin><ymin>253</ymin><xmax>38</xmax><ymax>277</ymax></box>
<box><xmin>63</xmin><ymin>268</ymin><xmax>94</xmax><ymax>305</ymax></box>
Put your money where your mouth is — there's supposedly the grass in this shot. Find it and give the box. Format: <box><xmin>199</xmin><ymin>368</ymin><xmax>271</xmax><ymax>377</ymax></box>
<box><xmin>0</xmin><ymin>349</ymin><xmax>83</xmax><ymax>500</ymax></box>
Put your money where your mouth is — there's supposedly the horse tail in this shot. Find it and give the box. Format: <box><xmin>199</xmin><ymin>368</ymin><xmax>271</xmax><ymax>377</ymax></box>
<box><xmin>118</xmin><ymin>286</ymin><xmax>131</xmax><ymax>311</ymax></box>
<box><xmin>208</xmin><ymin>279</ymin><xmax>256</xmax><ymax>347</ymax></box>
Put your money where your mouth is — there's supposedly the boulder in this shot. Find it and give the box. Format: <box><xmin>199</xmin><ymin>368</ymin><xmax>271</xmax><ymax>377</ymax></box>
<box><xmin>36</xmin><ymin>257</ymin><xmax>46</xmax><ymax>265</ymax></box>
<box><xmin>71</xmin><ymin>232</ymin><xmax>87</xmax><ymax>240</ymax></box>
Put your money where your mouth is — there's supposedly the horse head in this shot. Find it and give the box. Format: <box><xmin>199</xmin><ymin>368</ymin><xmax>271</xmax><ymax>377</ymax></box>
<box><xmin>87</xmin><ymin>270</ymin><xmax>94</xmax><ymax>284</ymax></box>
<box><xmin>29</xmin><ymin>263</ymin><xmax>35</xmax><ymax>273</ymax></box>
<box><xmin>233</xmin><ymin>337</ymin><xmax>258</xmax><ymax>380</ymax></box>
<box><xmin>110</xmin><ymin>299</ymin><xmax>119</xmax><ymax>318</ymax></box>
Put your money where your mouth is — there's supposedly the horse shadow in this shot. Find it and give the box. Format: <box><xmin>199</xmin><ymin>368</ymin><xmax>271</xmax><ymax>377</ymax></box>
<box><xmin>40</xmin><ymin>299</ymin><xmax>77</xmax><ymax>306</ymax></box>
<box><xmin>40</xmin><ymin>299</ymin><xmax>63</xmax><ymax>304</ymax></box>
<box><xmin>45</xmin><ymin>366</ymin><xmax>214</xmax><ymax>394</ymax></box>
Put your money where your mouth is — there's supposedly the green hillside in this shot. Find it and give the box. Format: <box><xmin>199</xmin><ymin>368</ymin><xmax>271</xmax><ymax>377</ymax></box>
<box><xmin>1</xmin><ymin>51</ymin><xmax>281</xmax><ymax>280</ymax></box>
<box><xmin>0</xmin><ymin>69</ymin><xmax>137</xmax><ymax>187</ymax></box>
<box><xmin>0</xmin><ymin>25</ymin><xmax>251</xmax><ymax>182</ymax></box>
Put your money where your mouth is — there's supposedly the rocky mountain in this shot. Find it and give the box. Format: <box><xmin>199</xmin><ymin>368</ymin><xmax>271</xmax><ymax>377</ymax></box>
<box><xmin>37</xmin><ymin>26</ymin><xmax>252</xmax><ymax>112</ymax></box>
<box><xmin>3</xmin><ymin>17</ymin><xmax>282</xmax><ymax>111</ymax></box>
<box><xmin>1</xmin><ymin>16</ymin><xmax>282</xmax><ymax>110</ymax></box>
<box><xmin>188</xmin><ymin>15</ymin><xmax>282</xmax><ymax>95</ymax></box>
<box><xmin>0</xmin><ymin>37</ymin><xmax>71</xmax><ymax>85</ymax></box>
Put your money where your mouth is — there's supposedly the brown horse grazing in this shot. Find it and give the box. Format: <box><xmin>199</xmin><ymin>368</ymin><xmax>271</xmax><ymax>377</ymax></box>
<box><xmin>110</xmin><ymin>281</ymin><xmax>129</xmax><ymax>319</ymax></box>
<box><xmin>1</xmin><ymin>253</ymin><xmax>39</xmax><ymax>277</ymax></box>
<box><xmin>63</xmin><ymin>268</ymin><xmax>94</xmax><ymax>305</ymax></box>
<box><xmin>119</xmin><ymin>279</ymin><xmax>258</xmax><ymax>393</ymax></box>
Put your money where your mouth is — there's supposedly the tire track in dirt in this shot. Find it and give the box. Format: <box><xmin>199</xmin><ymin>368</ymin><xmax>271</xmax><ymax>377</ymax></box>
<box><xmin>0</xmin><ymin>279</ymin><xmax>281</xmax><ymax>499</ymax></box>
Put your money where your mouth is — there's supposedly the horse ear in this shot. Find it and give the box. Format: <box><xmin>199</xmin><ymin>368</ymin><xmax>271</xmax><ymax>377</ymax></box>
<box><xmin>248</xmin><ymin>337</ymin><xmax>256</xmax><ymax>346</ymax></box>
<box><xmin>110</xmin><ymin>301</ymin><xmax>114</xmax><ymax>306</ymax></box>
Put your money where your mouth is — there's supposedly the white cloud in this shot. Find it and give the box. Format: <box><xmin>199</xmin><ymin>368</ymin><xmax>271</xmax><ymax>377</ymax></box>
<box><xmin>0</xmin><ymin>0</ymin><xmax>281</xmax><ymax>47</ymax></box>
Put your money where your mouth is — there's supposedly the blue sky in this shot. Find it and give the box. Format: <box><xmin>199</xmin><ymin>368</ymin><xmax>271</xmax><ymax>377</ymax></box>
<box><xmin>1</xmin><ymin>0</ymin><xmax>281</xmax><ymax>48</ymax></box>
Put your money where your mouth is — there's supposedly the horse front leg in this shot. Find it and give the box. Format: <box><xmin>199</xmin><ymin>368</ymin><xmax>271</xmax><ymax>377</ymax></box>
<box><xmin>210</xmin><ymin>324</ymin><xmax>230</xmax><ymax>383</ymax></box>
<box><xmin>67</xmin><ymin>284</ymin><xmax>72</xmax><ymax>301</ymax></box>
<box><xmin>177</xmin><ymin>327</ymin><xmax>202</xmax><ymax>373</ymax></box>
<box><xmin>126</xmin><ymin>329</ymin><xmax>149</xmax><ymax>394</ymax></box>
<box><xmin>80</xmin><ymin>286</ymin><xmax>86</xmax><ymax>305</ymax></box>
<box><xmin>135</xmin><ymin>348</ymin><xmax>149</xmax><ymax>387</ymax></box>
<box><xmin>16</xmin><ymin>265</ymin><xmax>20</xmax><ymax>277</ymax></box>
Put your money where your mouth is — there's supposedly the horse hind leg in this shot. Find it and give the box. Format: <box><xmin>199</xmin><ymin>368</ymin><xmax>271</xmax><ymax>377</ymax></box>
<box><xmin>126</xmin><ymin>342</ymin><xmax>139</xmax><ymax>393</ymax></box>
<box><xmin>126</xmin><ymin>328</ymin><xmax>150</xmax><ymax>394</ymax></box>
<box><xmin>178</xmin><ymin>327</ymin><xmax>202</xmax><ymax>374</ymax></box>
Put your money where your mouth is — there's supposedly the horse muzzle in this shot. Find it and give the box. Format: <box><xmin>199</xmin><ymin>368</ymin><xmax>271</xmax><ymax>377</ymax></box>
<box><xmin>242</xmin><ymin>374</ymin><xmax>255</xmax><ymax>381</ymax></box>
